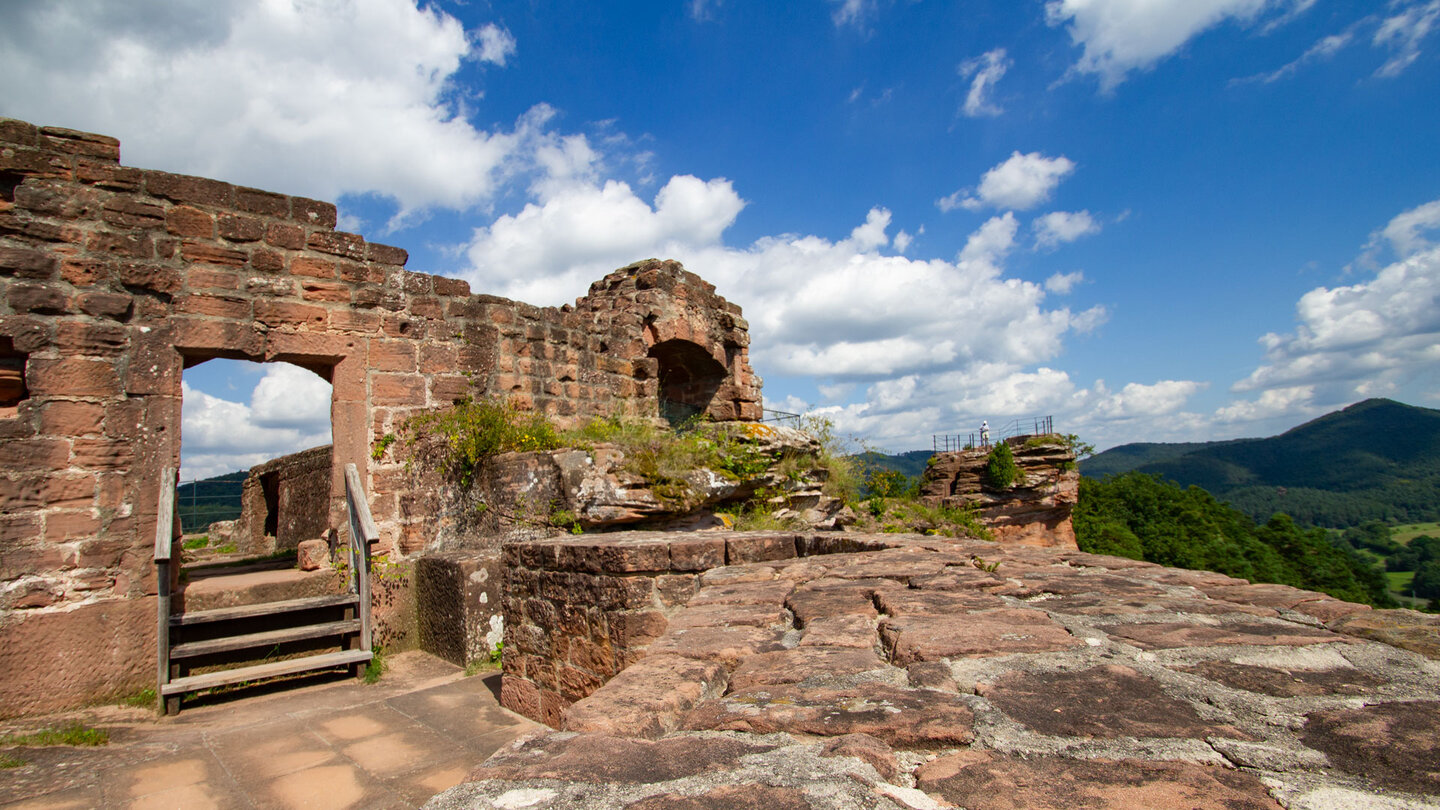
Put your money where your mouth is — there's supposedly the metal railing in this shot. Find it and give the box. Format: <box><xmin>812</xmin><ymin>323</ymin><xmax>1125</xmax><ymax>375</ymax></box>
<box><xmin>933</xmin><ymin>415</ymin><xmax>1055</xmax><ymax>453</ymax></box>
<box><xmin>760</xmin><ymin>408</ymin><xmax>801</xmax><ymax>427</ymax></box>
<box><xmin>176</xmin><ymin>477</ymin><xmax>244</xmax><ymax>533</ymax></box>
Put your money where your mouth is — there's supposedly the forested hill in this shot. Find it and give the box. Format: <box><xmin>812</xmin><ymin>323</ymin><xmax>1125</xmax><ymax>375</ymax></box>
<box><xmin>852</xmin><ymin>450</ymin><xmax>934</xmax><ymax>479</ymax></box>
<box><xmin>1080</xmin><ymin>399</ymin><xmax>1440</xmax><ymax>527</ymax></box>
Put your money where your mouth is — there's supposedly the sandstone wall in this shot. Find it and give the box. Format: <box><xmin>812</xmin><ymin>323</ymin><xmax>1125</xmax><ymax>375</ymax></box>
<box><xmin>0</xmin><ymin>117</ymin><xmax>760</xmax><ymax>715</ymax></box>
<box><xmin>920</xmin><ymin>437</ymin><xmax>1079</xmax><ymax>548</ymax></box>
<box><xmin>232</xmin><ymin>443</ymin><xmax>331</xmax><ymax>555</ymax></box>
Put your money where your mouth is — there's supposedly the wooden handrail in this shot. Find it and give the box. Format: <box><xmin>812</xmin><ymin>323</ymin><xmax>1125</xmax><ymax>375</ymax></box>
<box><xmin>343</xmin><ymin>464</ymin><xmax>379</xmax><ymax>544</ymax></box>
<box><xmin>155</xmin><ymin>466</ymin><xmax>177</xmax><ymax>713</ymax></box>
<box><xmin>154</xmin><ymin>467</ymin><xmax>176</xmax><ymax>562</ymax></box>
<box><xmin>342</xmin><ymin>463</ymin><xmax>374</xmax><ymax>652</ymax></box>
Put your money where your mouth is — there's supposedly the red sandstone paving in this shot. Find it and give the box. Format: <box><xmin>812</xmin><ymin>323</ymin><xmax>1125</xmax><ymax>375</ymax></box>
<box><xmin>880</xmin><ymin>608</ymin><xmax>1083</xmax><ymax>664</ymax></box>
<box><xmin>1037</xmin><ymin>593</ymin><xmax>1280</xmax><ymax>618</ymax></box>
<box><xmin>1101</xmin><ymin>621</ymin><xmax>1346</xmax><ymax>650</ymax></box>
<box><xmin>644</xmin><ymin>625</ymin><xmax>789</xmax><ymax>668</ymax></box>
<box><xmin>873</xmin><ymin>588</ymin><xmax>1007</xmax><ymax>616</ymax></box>
<box><xmin>680</xmin><ymin>681</ymin><xmax>976</xmax><ymax>748</ymax></box>
<box><xmin>467</xmin><ymin>734</ymin><xmax>774</xmax><ymax>785</ymax></box>
<box><xmin>726</xmin><ymin>647</ymin><xmax>890</xmax><ymax>690</ymax></box>
<box><xmin>908</xmin><ymin>568</ymin><xmax>1009</xmax><ymax>591</ymax></box>
<box><xmin>796</xmin><ymin>614</ymin><xmax>878</xmax><ymax>648</ymax></box>
<box><xmin>1302</xmin><ymin>700</ymin><xmax>1440</xmax><ymax>796</ymax></box>
<box><xmin>978</xmin><ymin>664</ymin><xmax>1252</xmax><ymax>740</ymax></box>
<box><xmin>914</xmin><ymin>751</ymin><xmax>1283</xmax><ymax>810</ymax></box>
<box><xmin>1010</xmin><ymin>572</ymin><xmax>1168</xmax><ymax>598</ymax></box>
<box><xmin>906</xmin><ymin>661</ymin><xmax>959</xmax><ymax>692</ymax></box>
<box><xmin>664</xmin><ymin>602</ymin><xmax>787</xmax><ymax>630</ymax></box>
<box><xmin>785</xmin><ymin>578</ymin><xmax>892</xmax><ymax>622</ymax></box>
<box><xmin>622</xmin><ymin>785</ymin><xmax>813</xmax><ymax>810</ymax></box>
<box><xmin>819</xmin><ymin>733</ymin><xmax>899</xmax><ymax>781</ymax></box>
<box><xmin>684</xmin><ymin>579</ymin><xmax>794</xmax><ymax>607</ymax></box>
<box><xmin>562</xmin><ymin>654</ymin><xmax>727</xmax><ymax>739</ymax></box>
<box><xmin>1179</xmin><ymin>660</ymin><xmax>1387</xmax><ymax>697</ymax></box>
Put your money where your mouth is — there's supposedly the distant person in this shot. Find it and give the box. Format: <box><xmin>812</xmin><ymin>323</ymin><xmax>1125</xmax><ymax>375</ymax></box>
<box><xmin>980</xmin><ymin>420</ymin><xmax>990</xmax><ymax>448</ymax></box>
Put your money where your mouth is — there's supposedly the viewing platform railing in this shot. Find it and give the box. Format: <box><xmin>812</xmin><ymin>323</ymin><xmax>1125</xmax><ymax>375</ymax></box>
<box><xmin>933</xmin><ymin>415</ymin><xmax>1055</xmax><ymax>453</ymax></box>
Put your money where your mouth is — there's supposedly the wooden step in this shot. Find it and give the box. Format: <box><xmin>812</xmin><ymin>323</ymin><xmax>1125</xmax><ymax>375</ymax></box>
<box><xmin>171</xmin><ymin>594</ymin><xmax>358</xmax><ymax>626</ymax></box>
<box><xmin>170</xmin><ymin>619</ymin><xmax>362</xmax><ymax>659</ymax></box>
<box><xmin>160</xmin><ymin>649</ymin><xmax>373</xmax><ymax>697</ymax></box>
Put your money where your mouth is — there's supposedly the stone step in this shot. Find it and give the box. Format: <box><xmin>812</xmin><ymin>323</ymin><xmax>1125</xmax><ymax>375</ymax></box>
<box><xmin>178</xmin><ymin>567</ymin><xmax>342</xmax><ymax>613</ymax></box>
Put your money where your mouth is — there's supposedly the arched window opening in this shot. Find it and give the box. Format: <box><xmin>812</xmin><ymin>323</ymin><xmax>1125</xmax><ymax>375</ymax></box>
<box><xmin>648</xmin><ymin>339</ymin><xmax>727</xmax><ymax>427</ymax></box>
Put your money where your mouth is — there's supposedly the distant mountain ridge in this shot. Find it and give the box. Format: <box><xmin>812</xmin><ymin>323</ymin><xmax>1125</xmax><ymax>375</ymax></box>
<box><xmin>1081</xmin><ymin>399</ymin><xmax>1440</xmax><ymax>527</ymax></box>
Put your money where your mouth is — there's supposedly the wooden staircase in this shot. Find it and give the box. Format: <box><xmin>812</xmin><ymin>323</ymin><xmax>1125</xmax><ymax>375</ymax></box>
<box><xmin>154</xmin><ymin>464</ymin><xmax>376</xmax><ymax>715</ymax></box>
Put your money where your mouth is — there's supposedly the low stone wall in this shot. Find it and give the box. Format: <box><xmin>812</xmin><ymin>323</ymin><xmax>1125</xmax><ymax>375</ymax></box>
<box><xmin>920</xmin><ymin>437</ymin><xmax>1079</xmax><ymax>547</ymax></box>
<box><xmin>497</xmin><ymin>531</ymin><xmax>882</xmax><ymax>727</ymax></box>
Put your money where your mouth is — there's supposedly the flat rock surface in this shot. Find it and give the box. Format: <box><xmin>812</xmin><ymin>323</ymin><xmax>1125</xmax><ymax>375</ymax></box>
<box><xmin>432</xmin><ymin>531</ymin><xmax>1440</xmax><ymax>810</ymax></box>
<box><xmin>914</xmin><ymin>751</ymin><xmax>1283</xmax><ymax>810</ymax></box>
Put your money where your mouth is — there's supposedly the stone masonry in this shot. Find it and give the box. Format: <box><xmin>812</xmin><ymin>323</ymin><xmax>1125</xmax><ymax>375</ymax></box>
<box><xmin>0</xmin><ymin>117</ymin><xmax>760</xmax><ymax>717</ymax></box>
<box><xmin>231</xmin><ymin>443</ymin><xmax>332</xmax><ymax>556</ymax></box>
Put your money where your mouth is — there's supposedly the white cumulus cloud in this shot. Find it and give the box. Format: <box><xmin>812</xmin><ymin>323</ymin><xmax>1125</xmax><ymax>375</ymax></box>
<box><xmin>959</xmin><ymin>48</ymin><xmax>1011</xmax><ymax>117</ymax></box>
<box><xmin>1234</xmin><ymin>198</ymin><xmax>1440</xmax><ymax>405</ymax></box>
<box><xmin>1045</xmin><ymin>0</ymin><xmax>1312</xmax><ymax>91</ymax></box>
<box><xmin>940</xmin><ymin>152</ymin><xmax>1077</xmax><ymax>213</ymax></box>
<box><xmin>1033</xmin><ymin>210</ymin><xmax>1101</xmax><ymax>249</ymax></box>
<box><xmin>475</xmin><ymin>23</ymin><xmax>518</xmax><ymax>66</ymax></box>
<box><xmin>0</xmin><ymin>0</ymin><xmax>579</xmax><ymax>223</ymax></box>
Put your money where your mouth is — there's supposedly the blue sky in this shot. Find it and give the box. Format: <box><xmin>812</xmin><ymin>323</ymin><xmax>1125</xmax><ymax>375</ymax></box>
<box><xmin>3</xmin><ymin>0</ymin><xmax>1439</xmax><ymax>477</ymax></box>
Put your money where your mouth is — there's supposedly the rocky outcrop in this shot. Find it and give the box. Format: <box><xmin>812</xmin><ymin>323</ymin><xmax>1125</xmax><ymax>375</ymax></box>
<box><xmin>406</xmin><ymin>424</ymin><xmax>854</xmax><ymax>552</ymax></box>
<box><xmin>920</xmin><ymin>437</ymin><xmax>1079</xmax><ymax>548</ymax></box>
<box><xmin>428</xmin><ymin>529</ymin><xmax>1440</xmax><ymax>810</ymax></box>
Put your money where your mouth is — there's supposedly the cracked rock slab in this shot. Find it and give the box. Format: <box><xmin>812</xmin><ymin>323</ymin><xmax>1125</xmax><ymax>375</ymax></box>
<box><xmin>914</xmin><ymin>750</ymin><xmax>1283</xmax><ymax>810</ymax></box>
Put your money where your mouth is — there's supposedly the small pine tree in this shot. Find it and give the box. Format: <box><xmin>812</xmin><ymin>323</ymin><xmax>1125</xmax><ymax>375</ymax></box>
<box><xmin>984</xmin><ymin>442</ymin><xmax>1022</xmax><ymax>489</ymax></box>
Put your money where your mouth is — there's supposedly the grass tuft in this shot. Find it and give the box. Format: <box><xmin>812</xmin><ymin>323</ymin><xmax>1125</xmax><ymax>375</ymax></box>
<box><xmin>0</xmin><ymin>723</ymin><xmax>109</xmax><ymax>748</ymax></box>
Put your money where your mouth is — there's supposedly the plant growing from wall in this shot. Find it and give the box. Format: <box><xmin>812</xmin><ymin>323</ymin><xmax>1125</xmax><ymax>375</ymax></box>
<box><xmin>405</xmin><ymin>397</ymin><xmax>560</xmax><ymax>486</ymax></box>
<box><xmin>983</xmin><ymin>442</ymin><xmax>1023</xmax><ymax>489</ymax></box>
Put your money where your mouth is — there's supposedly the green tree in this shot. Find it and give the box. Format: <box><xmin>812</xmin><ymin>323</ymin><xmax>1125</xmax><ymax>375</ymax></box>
<box><xmin>1075</xmin><ymin>472</ymin><xmax>1395</xmax><ymax>608</ymax></box>
<box><xmin>1413</xmin><ymin>561</ymin><xmax>1440</xmax><ymax>599</ymax></box>
<box><xmin>984</xmin><ymin>442</ymin><xmax>1022</xmax><ymax>489</ymax></box>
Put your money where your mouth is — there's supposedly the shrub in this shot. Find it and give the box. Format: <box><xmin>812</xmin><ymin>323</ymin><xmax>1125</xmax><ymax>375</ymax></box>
<box><xmin>983</xmin><ymin>442</ymin><xmax>1022</xmax><ymax>489</ymax></box>
<box><xmin>406</xmin><ymin>397</ymin><xmax>560</xmax><ymax>486</ymax></box>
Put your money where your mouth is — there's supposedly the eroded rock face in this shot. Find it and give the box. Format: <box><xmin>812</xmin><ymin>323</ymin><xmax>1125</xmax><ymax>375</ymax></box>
<box><xmin>920</xmin><ymin>438</ymin><xmax>1079</xmax><ymax>548</ymax></box>
<box><xmin>421</xmin><ymin>423</ymin><xmax>855</xmax><ymax>546</ymax></box>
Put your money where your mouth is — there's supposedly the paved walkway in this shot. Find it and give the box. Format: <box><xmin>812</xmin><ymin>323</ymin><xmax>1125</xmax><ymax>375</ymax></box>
<box><xmin>0</xmin><ymin>652</ymin><xmax>542</xmax><ymax>810</ymax></box>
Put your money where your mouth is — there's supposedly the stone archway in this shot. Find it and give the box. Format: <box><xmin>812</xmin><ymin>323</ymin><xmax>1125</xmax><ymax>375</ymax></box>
<box><xmin>648</xmin><ymin>339</ymin><xmax>727</xmax><ymax>426</ymax></box>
